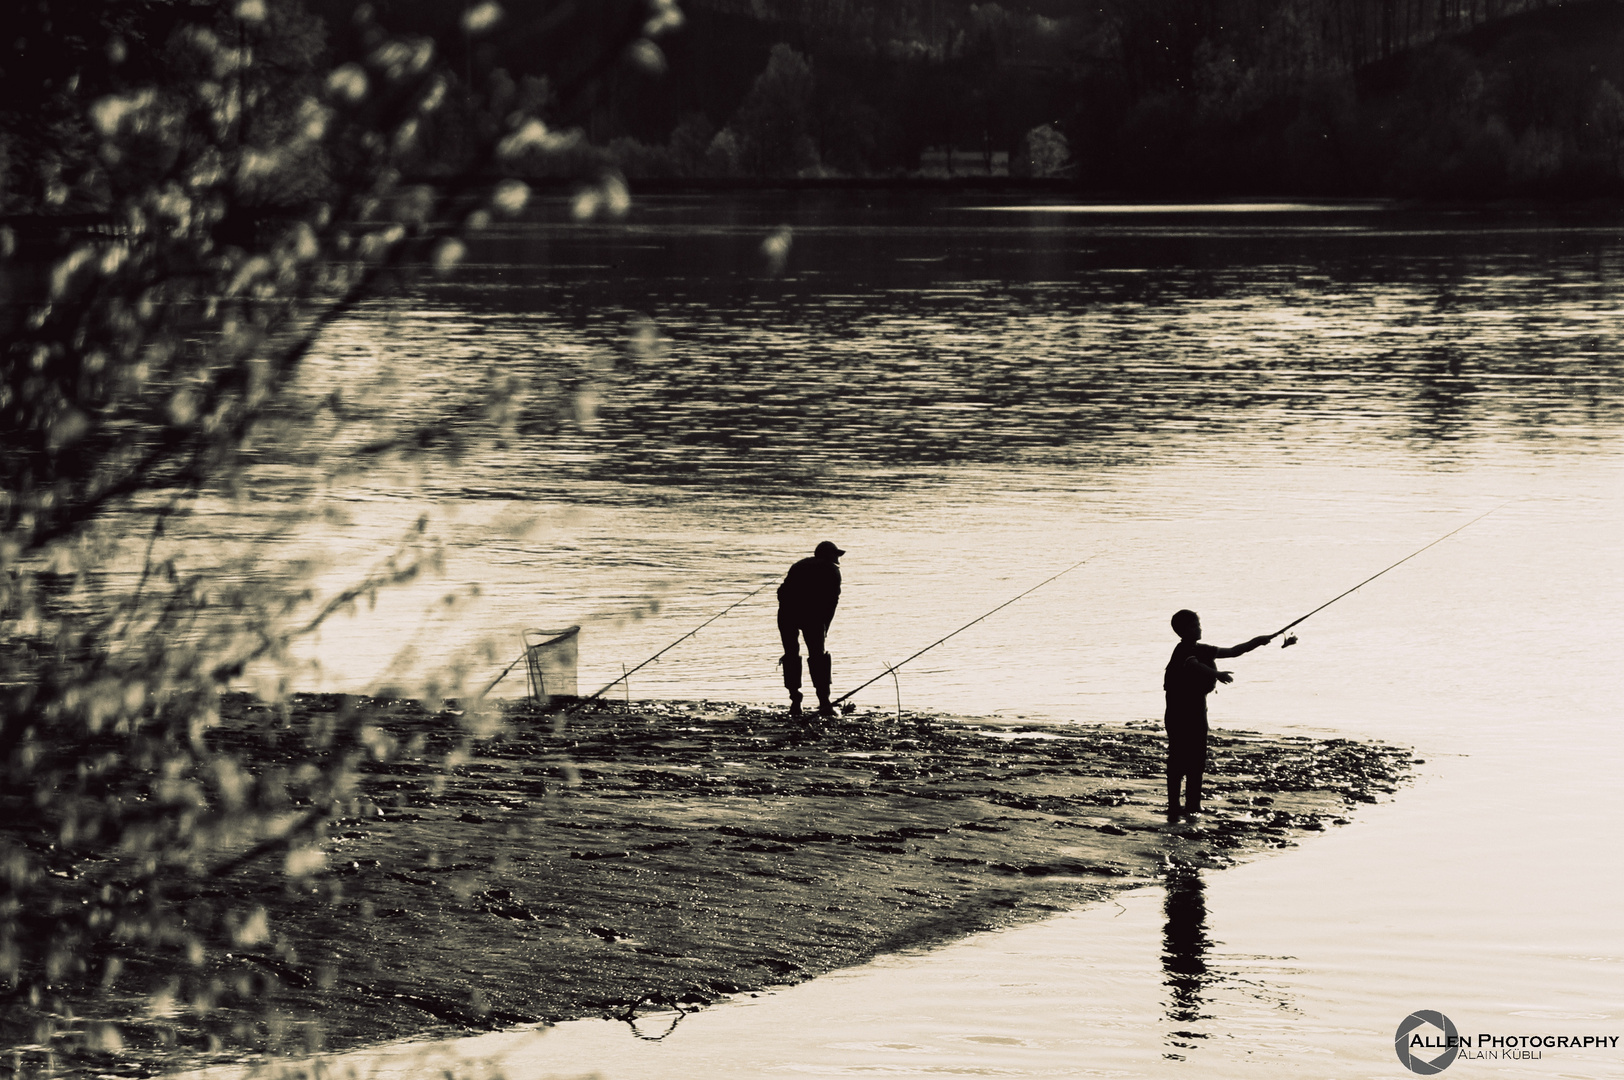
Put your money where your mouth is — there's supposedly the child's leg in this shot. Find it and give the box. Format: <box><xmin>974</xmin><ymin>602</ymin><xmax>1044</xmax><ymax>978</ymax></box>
<box><xmin>1165</xmin><ymin>721</ymin><xmax>1189</xmax><ymax>814</ymax></box>
<box><xmin>1166</xmin><ymin>740</ymin><xmax>1194</xmax><ymax>814</ymax></box>
<box><xmin>1184</xmin><ymin>729</ymin><xmax>1208</xmax><ymax>812</ymax></box>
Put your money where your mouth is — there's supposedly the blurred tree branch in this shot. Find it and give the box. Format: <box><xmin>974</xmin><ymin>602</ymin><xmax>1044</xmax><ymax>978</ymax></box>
<box><xmin>0</xmin><ymin>0</ymin><xmax>684</xmax><ymax>1064</ymax></box>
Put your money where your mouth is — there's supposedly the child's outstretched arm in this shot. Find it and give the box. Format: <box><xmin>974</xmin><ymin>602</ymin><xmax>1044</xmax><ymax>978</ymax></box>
<box><xmin>1213</xmin><ymin>634</ymin><xmax>1274</xmax><ymax>659</ymax></box>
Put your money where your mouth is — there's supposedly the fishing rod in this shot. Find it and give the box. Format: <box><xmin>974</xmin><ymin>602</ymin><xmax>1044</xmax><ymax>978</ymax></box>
<box><xmin>479</xmin><ymin>582</ymin><xmax>772</xmax><ymax>700</ymax></box>
<box><xmin>479</xmin><ymin>650</ymin><xmax>529</xmax><ymax>698</ymax></box>
<box><xmin>1270</xmin><ymin>500</ymin><xmax>1512</xmax><ymax>647</ymax></box>
<box><xmin>586</xmin><ymin>581</ymin><xmax>773</xmax><ymax>700</ymax></box>
<box><xmin>832</xmin><ymin>553</ymin><xmax>1102</xmax><ymax>707</ymax></box>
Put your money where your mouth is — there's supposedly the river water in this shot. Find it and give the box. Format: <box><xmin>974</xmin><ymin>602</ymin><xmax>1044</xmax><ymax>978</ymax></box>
<box><xmin>272</xmin><ymin>195</ymin><xmax>1622</xmax><ymax>1077</ymax></box>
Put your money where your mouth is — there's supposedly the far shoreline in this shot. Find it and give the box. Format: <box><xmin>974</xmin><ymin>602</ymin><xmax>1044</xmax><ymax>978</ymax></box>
<box><xmin>405</xmin><ymin>175</ymin><xmax>1624</xmax><ymax>210</ymax></box>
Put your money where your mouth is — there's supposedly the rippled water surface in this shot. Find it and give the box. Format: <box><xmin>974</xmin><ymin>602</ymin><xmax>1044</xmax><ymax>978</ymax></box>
<box><xmin>277</xmin><ymin>196</ymin><xmax>1622</xmax><ymax>1078</ymax></box>
<box><xmin>317</xmin><ymin>197</ymin><xmax>1623</xmax><ymax>497</ymax></box>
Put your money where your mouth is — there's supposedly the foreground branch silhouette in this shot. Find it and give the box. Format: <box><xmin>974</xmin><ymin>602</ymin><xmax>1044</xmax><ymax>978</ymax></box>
<box><xmin>0</xmin><ymin>0</ymin><xmax>683</xmax><ymax>1066</ymax></box>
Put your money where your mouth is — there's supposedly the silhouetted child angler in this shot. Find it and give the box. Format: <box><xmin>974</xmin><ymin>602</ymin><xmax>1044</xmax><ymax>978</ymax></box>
<box><xmin>779</xmin><ymin>541</ymin><xmax>843</xmax><ymax>717</ymax></box>
<box><xmin>1164</xmin><ymin>610</ymin><xmax>1272</xmax><ymax>817</ymax></box>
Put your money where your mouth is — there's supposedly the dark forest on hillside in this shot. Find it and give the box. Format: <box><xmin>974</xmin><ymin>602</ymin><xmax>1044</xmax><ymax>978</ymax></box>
<box><xmin>9</xmin><ymin>0</ymin><xmax>1624</xmax><ymax>204</ymax></box>
<box><xmin>340</xmin><ymin>0</ymin><xmax>1624</xmax><ymax>196</ymax></box>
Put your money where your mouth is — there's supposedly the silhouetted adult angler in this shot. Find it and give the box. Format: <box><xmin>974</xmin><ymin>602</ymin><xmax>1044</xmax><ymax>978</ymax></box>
<box><xmin>778</xmin><ymin>541</ymin><xmax>843</xmax><ymax>717</ymax></box>
<box><xmin>1164</xmin><ymin>610</ymin><xmax>1271</xmax><ymax>817</ymax></box>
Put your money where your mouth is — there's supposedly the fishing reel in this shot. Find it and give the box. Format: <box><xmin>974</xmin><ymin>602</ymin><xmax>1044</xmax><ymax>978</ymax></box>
<box><xmin>1282</xmin><ymin>634</ymin><xmax>1298</xmax><ymax>649</ymax></box>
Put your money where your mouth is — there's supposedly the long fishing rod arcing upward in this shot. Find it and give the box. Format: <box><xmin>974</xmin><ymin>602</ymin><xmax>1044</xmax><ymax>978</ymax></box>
<box><xmin>832</xmin><ymin>553</ymin><xmax>1103</xmax><ymax>707</ymax></box>
<box><xmin>586</xmin><ymin>581</ymin><xmax>773</xmax><ymax>700</ymax></box>
<box><xmin>1271</xmin><ymin>500</ymin><xmax>1513</xmax><ymax>647</ymax></box>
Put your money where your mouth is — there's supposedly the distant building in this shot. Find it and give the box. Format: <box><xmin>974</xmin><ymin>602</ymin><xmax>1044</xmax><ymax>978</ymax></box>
<box><xmin>917</xmin><ymin>147</ymin><xmax>1010</xmax><ymax>178</ymax></box>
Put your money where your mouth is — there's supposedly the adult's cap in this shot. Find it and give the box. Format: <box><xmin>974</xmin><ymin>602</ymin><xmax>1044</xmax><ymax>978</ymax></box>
<box><xmin>815</xmin><ymin>541</ymin><xmax>845</xmax><ymax>560</ymax></box>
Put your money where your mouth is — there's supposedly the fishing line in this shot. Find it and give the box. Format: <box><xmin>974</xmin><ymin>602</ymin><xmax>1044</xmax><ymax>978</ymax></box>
<box><xmin>586</xmin><ymin>581</ymin><xmax>773</xmax><ymax>700</ymax></box>
<box><xmin>1271</xmin><ymin>500</ymin><xmax>1513</xmax><ymax>646</ymax></box>
<box><xmin>479</xmin><ymin>582</ymin><xmax>772</xmax><ymax>700</ymax></box>
<box><xmin>832</xmin><ymin>553</ymin><xmax>1103</xmax><ymax>707</ymax></box>
<box><xmin>478</xmin><ymin>650</ymin><xmax>529</xmax><ymax>698</ymax></box>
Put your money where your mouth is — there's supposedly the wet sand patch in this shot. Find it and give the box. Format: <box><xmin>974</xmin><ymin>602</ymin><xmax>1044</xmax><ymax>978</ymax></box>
<box><xmin>55</xmin><ymin>695</ymin><xmax>1413</xmax><ymax>1074</ymax></box>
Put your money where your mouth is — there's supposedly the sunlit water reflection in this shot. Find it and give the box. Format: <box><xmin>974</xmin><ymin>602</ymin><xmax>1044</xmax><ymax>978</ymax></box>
<box><xmin>310</xmin><ymin>198</ymin><xmax>1622</xmax><ymax>502</ymax></box>
<box><xmin>236</xmin><ymin>197</ymin><xmax>1624</xmax><ymax>1077</ymax></box>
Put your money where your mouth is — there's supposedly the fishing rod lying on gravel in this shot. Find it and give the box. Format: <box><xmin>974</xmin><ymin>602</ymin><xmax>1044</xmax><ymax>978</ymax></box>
<box><xmin>585</xmin><ymin>581</ymin><xmax>773</xmax><ymax>700</ymax></box>
<box><xmin>1269</xmin><ymin>501</ymin><xmax>1512</xmax><ymax>648</ymax></box>
<box><xmin>831</xmin><ymin>553</ymin><xmax>1102</xmax><ymax>708</ymax></box>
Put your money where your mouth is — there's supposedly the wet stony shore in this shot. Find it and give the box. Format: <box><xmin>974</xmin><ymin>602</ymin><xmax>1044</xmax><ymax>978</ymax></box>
<box><xmin>67</xmin><ymin>695</ymin><xmax>1415</xmax><ymax>1074</ymax></box>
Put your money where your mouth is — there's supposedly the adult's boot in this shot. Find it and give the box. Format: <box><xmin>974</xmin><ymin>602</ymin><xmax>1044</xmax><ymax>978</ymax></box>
<box><xmin>782</xmin><ymin>654</ymin><xmax>803</xmax><ymax>717</ymax></box>
<box><xmin>809</xmin><ymin>652</ymin><xmax>834</xmax><ymax>717</ymax></box>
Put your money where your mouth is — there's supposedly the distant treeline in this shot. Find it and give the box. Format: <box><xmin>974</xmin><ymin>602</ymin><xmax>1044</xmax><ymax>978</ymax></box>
<box><xmin>692</xmin><ymin>0</ymin><xmax>1554</xmax><ymax>70</ymax></box>
<box><xmin>1118</xmin><ymin>0</ymin><xmax>1624</xmax><ymax>195</ymax></box>
<box><xmin>8</xmin><ymin>0</ymin><xmax>1623</xmax><ymax>212</ymax></box>
<box><xmin>461</xmin><ymin>0</ymin><xmax>1624</xmax><ymax>196</ymax></box>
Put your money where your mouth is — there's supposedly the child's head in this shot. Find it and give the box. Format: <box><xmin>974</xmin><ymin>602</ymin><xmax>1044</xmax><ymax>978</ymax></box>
<box><xmin>1171</xmin><ymin>609</ymin><xmax>1201</xmax><ymax>640</ymax></box>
